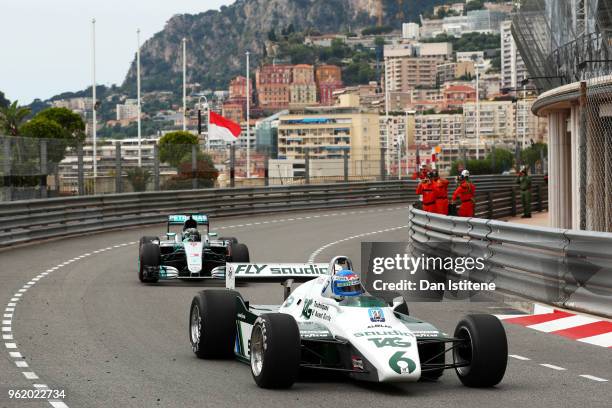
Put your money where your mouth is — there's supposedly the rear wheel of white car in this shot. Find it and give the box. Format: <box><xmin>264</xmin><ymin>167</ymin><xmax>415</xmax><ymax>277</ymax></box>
<box><xmin>229</xmin><ymin>243</ymin><xmax>250</xmax><ymax>262</ymax></box>
<box><xmin>250</xmin><ymin>313</ymin><xmax>300</xmax><ymax>389</ymax></box>
<box><xmin>189</xmin><ymin>290</ymin><xmax>238</xmax><ymax>359</ymax></box>
<box><xmin>453</xmin><ymin>314</ymin><xmax>507</xmax><ymax>387</ymax></box>
<box><xmin>139</xmin><ymin>243</ymin><xmax>160</xmax><ymax>283</ymax></box>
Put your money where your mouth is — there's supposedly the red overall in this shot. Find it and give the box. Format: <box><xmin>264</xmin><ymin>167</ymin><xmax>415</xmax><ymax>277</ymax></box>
<box><xmin>434</xmin><ymin>178</ymin><xmax>449</xmax><ymax>215</ymax></box>
<box><xmin>416</xmin><ymin>180</ymin><xmax>437</xmax><ymax>212</ymax></box>
<box><xmin>452</xmin><ymin>181</ymin><xmax>476</xmax><ymax>217</ymax></box>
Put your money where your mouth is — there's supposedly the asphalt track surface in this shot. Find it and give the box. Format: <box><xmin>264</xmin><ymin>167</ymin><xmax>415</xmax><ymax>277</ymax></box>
<box><xmin>0</xmin><ymin>204</ymin><xmax>610</xmax><ymax>408</ymax></box>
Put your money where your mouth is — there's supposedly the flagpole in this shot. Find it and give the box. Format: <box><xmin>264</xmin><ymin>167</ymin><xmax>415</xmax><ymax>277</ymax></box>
<box><xmin>246</xmin><ymin>50</ymin><xmax>251</xmax><ymax>178</ymax></box>
<box><xmin>137</xmin><ymin>28</ymin><xmax>142</xmax><ymax>167</ymax></box>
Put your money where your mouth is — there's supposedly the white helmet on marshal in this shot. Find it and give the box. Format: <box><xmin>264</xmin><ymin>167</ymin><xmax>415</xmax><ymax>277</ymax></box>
<box><xmin>461</xmin><ymin>169</ymin><xmax>470</xmax><ymax>177</ymax></box>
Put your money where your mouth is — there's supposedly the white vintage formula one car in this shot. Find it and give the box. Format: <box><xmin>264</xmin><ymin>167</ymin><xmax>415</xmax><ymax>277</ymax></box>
<box><xmin>188</xmin><ymin>256</ymin><xmax>508</xmax><ymax>389</ymax></box>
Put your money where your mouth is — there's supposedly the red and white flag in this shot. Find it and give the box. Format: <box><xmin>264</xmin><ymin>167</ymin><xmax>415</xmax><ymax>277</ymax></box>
<box><xmin>209</xmin><ymin>111</ymin><xmax>241</xmax><ymax>142</ymax></box>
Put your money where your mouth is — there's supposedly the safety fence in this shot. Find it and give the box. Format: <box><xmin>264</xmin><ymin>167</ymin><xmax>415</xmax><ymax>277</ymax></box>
<box><xmin>409</xmin><ymin>207</ymin><xmax>612</xmax><ymax>317</ymax></box>
<box><xmin>0</xmin><ymin>175</ymin><xmax>547</xmax><ymax>248</ymax></box>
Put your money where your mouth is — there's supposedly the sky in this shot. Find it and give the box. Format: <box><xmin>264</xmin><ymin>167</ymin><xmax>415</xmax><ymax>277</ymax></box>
<box><xmin>0</xmin><ymin>0</ymin><xmax>233</xmax><ymax>104</ymax></box>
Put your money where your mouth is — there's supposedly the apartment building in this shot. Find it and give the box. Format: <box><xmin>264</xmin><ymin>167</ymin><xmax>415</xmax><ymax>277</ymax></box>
<box><xmin>414</xmin><ymin>113</ymin><xmax>464</xmax><ymax>146</ymax></box>
<box><xmin>256</xmin><ymin>65</ymin><xmax>293</xmax><ymax>110</ymax></box>
<box><xmin>289</xmin><ymin>64</ymin><xmax>317</xmax><ymax>107</ymax></box>
<box><xmin>277</xmin><ymin>105</ymin><xmax>381</xmax><ymax>177</ymax></box>
<box><xmin>116</xmin><ymin>99</ymin><xmax>139</xmax><ymax>121</ymax></box>
<box><xmin>463</xmin><ymin>100</ymin><xmax>514</xmax><ymax>142</ymax></box>
<box><xmin>315</xmin><ymin>65</ymin><xmax>343</xmax><ymax>106</ymax></box>
<box><xmin>501</xmin><ymin>20</ymin><xmax>529</xmax><ymax>91</ymax></box>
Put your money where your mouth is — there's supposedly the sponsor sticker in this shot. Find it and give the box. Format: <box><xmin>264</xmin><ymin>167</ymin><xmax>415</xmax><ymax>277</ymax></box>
<box><xmin>351</xmin><ymin>356</ymin><xmax>364</xmax><ymax>370</ymax></box>
<box><xmin>368</xmin><ymin>308</ymin><xmax>385</xmax><ymax>323</ymax></box>
<box><xmin>368</xmin><ymin>337</ymin><xmax>411</xmax><ymax>348</ymax></box>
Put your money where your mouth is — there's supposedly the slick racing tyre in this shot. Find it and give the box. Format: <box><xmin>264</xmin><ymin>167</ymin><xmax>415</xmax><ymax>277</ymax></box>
<box><xmin>139</xmin><ymin>236</ymin><xmax>159</xmax><ymax>248</ymax></box>
<box><xmin>139</xmin><ymin>243</ymin><xmax>160</xmax><ymax>283</ymax></box>
<box><xmin>229</xmin><ymin>243</ymin><xmax>250</xmax><ymax>262</ymax></box>
<box><xmin>220</xmin><ymin>236</ymin><xmax>239</xmax><ymax>244</ymax></box>
<box><xmin>453</xmin><ymin>314</ymin><xmax>507</xmax><ymax>387</ymax></box>
<box><xmin>189</xmin><ymin>290</ymin><xmax>239</xmax><ymax>359</ymax></box>
<box><xmin>250</xmin><ymin>313</ymin><xmax>300</xmax><ymax>389</ymax></box>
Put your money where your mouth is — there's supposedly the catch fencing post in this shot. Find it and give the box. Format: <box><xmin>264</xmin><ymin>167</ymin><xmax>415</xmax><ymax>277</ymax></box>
<box><xmin>264</xmin><ymin>154</ymin><xmax>269</xmax><ymax>186</ymax></box>
<box><xmin>192</xmin><ymin>144</ymin><xmax>197</xmax><ymax>190</ymax></box>
<box><xmin>115</xmin><ymin>142</ymin><xmax>122</xmax><ymax>193</ymax></box>
<box><xmin>343</xmin><ymin>150</ymin><xmax>349</xmax><ymax>182</ymax></box>
<box><xmin>305</xmin><ymin>148</ymin><xmax>310</xmax><ymax>185</ymax></box>
<box><xmin>380</xmin><ymin>147</ymin><xmax>386</xmax><ymax>181</ymax></box>
<box><xmin>2</xmin><ymin>138</ymin><xmax>12</xmax><ymax>201</ymax></box>
<box><xmin>77</xmin><ymin>141</ymin><xmax>84</xmax><ymax>195</ymax></box>
<box><xmin>40</xmin><ymin>140</ymin><xmax>48</xmax><ymax>198</ymax></box>
<box><xmin>153</xmin><ymin>144</ymin><xmax>160</xmax><ymax>191</ymax></box>
<box><xmin>230</xmin><ymin>144</ymin><xmax>235</xmax><ymax>188</ymax></box>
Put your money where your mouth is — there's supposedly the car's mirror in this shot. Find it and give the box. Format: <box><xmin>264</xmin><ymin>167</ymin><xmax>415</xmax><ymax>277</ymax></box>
<box><xmin>209</xmin><ymin>232</ymin><xmax>218</xmax><ymax>237</ymax></box>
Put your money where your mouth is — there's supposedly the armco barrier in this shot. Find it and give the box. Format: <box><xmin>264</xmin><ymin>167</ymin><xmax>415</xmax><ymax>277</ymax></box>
<box><xmin>0</xmin><ymin>175</ymin><xmax>546</xmax><ymax>248</ymax></box>
<box><xmin>409</xmin><ymin>207</ymin><xmax>612</xmax><ymax>318</ymax></box>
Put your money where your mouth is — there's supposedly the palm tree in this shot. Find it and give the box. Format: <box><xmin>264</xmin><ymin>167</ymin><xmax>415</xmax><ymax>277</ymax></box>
<box><xmin>0</xmin><ymin>101</ymin><xmax>31</xmax><ymax>136</ymax></box>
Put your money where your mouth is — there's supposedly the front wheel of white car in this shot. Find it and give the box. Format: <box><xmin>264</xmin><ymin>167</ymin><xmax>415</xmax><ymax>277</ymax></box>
<box><xmin>453</xmin><ymin>314</ymin><xmax>507</xmax><ymax>387</ymax></box>
<box><xmin>189</xmin><ymin>290</ymin><xmax>238</xmax><ymax>359</ymax></box>
<box><xmin>250</xmin><ymin>313</ymin><xmax>300</xmax><ymax>389</ymax></box>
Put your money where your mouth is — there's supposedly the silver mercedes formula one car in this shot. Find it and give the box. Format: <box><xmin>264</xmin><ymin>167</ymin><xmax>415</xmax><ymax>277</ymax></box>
<box><xmin>138</xmin><ymin>213</ymin><xmax>250</xmax><ymax>283</ymax></box>
<box><xmin>188</xmin><ymin>256</ymin><xmax>508</xmax><ymax>389</ymax></box>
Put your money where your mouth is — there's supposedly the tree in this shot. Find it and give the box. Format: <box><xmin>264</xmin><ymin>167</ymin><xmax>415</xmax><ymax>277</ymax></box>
<box><xmin>20</xmin><ymin>117</ymin><xmax>67</xmax><ymax>163</ymax></box>
<box><xmin>158</xmin><ymin>131</ymin><xmax>199</xmax><ymax>167</ymax></box>
<box><xmin>0</xmin><ymin>91</ymin><xmax>8</xmax><ymax>108</ymax></box>
<box><xmin>0</xmin><ymin>101</ymin><xmax>31</xmax><ymax>136</ymax></box>
<box><xmin>164</xmin><ymin>150</ymin><xmax>219</xmax><ymax>189</ymax></box>
<box><xmin>521</xmin><ymin>142</ymin><xmax>547</xmax><ymax>170</ymax></box>
<box><xmin>487</xmin><ymin>148</ymin><xmax>515</xmax><ymax>174</ymax></box>
<box><xmin>35</xmin><ymin>107</ymin><xmax>85</xmax><ymax>143</ymax></box>
<box><xmin>126</xmin><ymin>167</ymin><xmax>152</xmax><ymax>192</ymax></box>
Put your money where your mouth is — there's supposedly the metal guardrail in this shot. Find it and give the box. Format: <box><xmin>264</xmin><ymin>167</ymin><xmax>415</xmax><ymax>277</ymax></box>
<box><xmin>409</xmin><ymin>208</ymin><xmax>612</xmax><ymax>318</ymax></box>
<box><xmin>0</xmin><ymin>175</ymin><xmax>546</xmax><ymax>248</ymax></box>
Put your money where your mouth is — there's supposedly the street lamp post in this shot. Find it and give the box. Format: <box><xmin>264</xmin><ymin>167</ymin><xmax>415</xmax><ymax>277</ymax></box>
<box><xmin>137</xmin><ymin>28</ymin><xmax>142</xmax><ymax>167</ymax></box>
<box><xmin>246</xmin><ymin>51</ymin><xmax>251</xmax><ymax>178</ymax></box>
<box><xmin>475</xmin><ymin>64</ymin><xmax>480</xmax><ymax>160</ymax></box>
<box><xmin>182</xmin><ymin>38</ymin><xmax>187</xmax><ymax>131</ymax></box>
<box><xmin>91</xmin><ymin>18</ymin><xmax>97</xmax><ymax>180</ymax></box>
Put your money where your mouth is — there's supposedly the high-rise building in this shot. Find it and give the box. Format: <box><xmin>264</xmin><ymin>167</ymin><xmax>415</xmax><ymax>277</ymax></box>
<box><xmin>256</xmin><ymin>65</ymin><xmax>293</xmax><ymax>110</ymax></box>
<box><xmin>501</xmin><ymin>20</ymin><xmax>528</xmax><ymax>91</ymax></box>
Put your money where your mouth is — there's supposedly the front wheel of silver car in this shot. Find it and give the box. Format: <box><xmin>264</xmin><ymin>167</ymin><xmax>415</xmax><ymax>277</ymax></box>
<box><xmin>250</xmin><ymin>313</ymin><xmax>300</xmax><ymax>389</ymax></box>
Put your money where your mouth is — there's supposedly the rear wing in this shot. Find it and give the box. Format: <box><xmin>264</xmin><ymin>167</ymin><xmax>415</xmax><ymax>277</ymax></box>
<box><xmin>225</xmin><ymin>263</ymin><xmax>330</xmax><ymax>290</ymax></box>
<box><xmin>167</xmin><ymin>214</ymin><xmax>209</xmax><ymax>233</ymax></box>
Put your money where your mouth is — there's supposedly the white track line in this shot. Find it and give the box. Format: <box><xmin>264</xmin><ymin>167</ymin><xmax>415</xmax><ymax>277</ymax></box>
<box><xmin>579</xmin><ymin>374</ymin><xmax>608</xmax><ymax>382</ymax></box>
<box><xmin>509</xmin><ymin>354</ymin><xmax>531</xmax><ymax>361</ymax></box>
<box><xmin>539</xmin><ymin>363</ymin><xmax>566</xmax><ymax>371</ymax></box>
